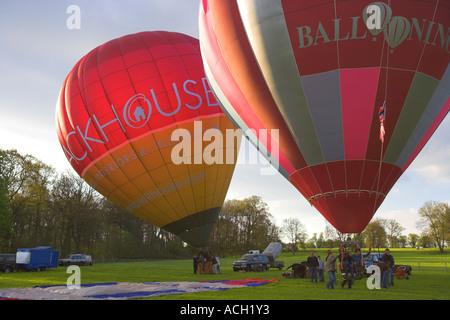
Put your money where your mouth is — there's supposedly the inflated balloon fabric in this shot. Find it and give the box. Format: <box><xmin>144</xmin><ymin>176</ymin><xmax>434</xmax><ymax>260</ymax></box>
<box><xmin>199</xmin><ymin>0</ymin><xmax>449</xmax><ymax>232</ymax></box>
<box><xmin>56</xmin><ymin>31</ymin><xmax>240</xmax><ymax>246</ymax></box>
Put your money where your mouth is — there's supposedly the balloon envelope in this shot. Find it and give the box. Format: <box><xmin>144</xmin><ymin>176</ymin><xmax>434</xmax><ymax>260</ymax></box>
<box><xmin>56</xmin><ymin>31</ymin><xmax>240</xmax><ymax>247</ymax></box>
<box><xmin>199</xmin><ymin>0</ymin><xmax>449</xmax><ymax>233</ymax></box>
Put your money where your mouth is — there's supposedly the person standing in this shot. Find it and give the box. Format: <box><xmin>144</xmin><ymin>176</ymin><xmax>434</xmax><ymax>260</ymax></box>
<box><xmin>306</xmin><ymin>251</ymin><xmax>319</xmax><ymax>284</ymax></box>
<box><xmin>380</xmin><ymin>249</ymin><xmax>395</xmax><ymax>286</ymax></box>
<box><xmin>212</xmin><ymin>255</ymin><xmax>218</xmax><ymax>274</ymax></box>
<box><xmin>317</xmin><ymin>256</ymin><xmax>325</xmax><ymax>282</ymax></box>
<box><xmin>375</xmin><ymin>260</ymin><xmax>390</xmax><ymax>289</ymax></box>
<box><xmin>325</xmin><ymin>251</ymin><xmax>338</xmax><ymax>289</ymax></box>
<box><xmin>193</xmin><ymin>254</ymin><xmax>199</xmax><ymax>274</ymax></box>
<box><xmin>215</xmin><ymin>256</ymin><xmax>221</xmax><ymax>274</ymax></box>
<box><xmin>338</xmin><ymin>250</ymin><xmax>353</xmax><ymax>289</ymax></box>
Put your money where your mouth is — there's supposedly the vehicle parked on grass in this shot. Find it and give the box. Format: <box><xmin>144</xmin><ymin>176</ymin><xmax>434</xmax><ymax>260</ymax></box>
<box><xmin>0</xmin><ymin>254</ymin><xmax>17</xmax><ymax>273</ymax></box>
<box><xmin>232</xmin><ymin>254</ymin><xmax>270</xmax><ymax>272</ymax></box>
<box><xmin>58</xmin><ymin>254</ymin><xmax>93</xmax><ymax>266</ymax></box>
<box><xmin>363</xmin><ymin>252</ymin><xmax>412</xmax><ymax>275</ymax></box>
<box><xmin>16</xmin><ymin>246</ymin><xmax>59</xmax><ymax>271</ymax></box>
<box><xmin>233</xmin><ymin>243</ymin><xmax>285</xmax><ymax>272</ymax></box>
<box><xmin>363</xmin><ymin>252</ymin><xmax>382</xmax><ymax>267</ymax></box>
<box><xmin>262</xmin><ymin>242</ymin><xmax>284</xmax><ymax>270</ymax></box>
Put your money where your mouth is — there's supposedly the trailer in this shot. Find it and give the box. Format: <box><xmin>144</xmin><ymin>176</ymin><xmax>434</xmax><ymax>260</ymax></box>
<box><xmin>16</xmin><ymin>246</ymin><xmax>59</xmax><ymax>271</ymax></box>
<box><xmin>262</xmin><ymin>242</ymin><xmax>284</xmax><ymax>270</ymax></box>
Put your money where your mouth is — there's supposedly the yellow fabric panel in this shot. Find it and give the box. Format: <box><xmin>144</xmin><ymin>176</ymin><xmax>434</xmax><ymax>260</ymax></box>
<box><xmin>130</xmin><ymin>134</ymin><xmax>165</xmax><ymax>172</ymax></box>
<box><xmin>82</xmin><ymin>114</ymin><xmax>239</xmax><ymax>228</ymax></box>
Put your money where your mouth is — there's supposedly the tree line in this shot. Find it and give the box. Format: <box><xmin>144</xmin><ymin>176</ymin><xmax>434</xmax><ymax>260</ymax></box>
<box><xmin>276</xmin><ymin>203</ymin><xmax>449</xmax><ymax>254</ymax></box>
<box><xmin>0</xmin><ymin>149</ymin><xmax>281</xmax><ymax>258</ymax></box>
<box><xmin>1</xmin><ymin>149</ymin><xmax>448</xmax><ymax>259</ymax></box>
<box><xmin>0</xmin><ymin>149</ymin><xmax>186</xmax><ymax>259</ymax></box>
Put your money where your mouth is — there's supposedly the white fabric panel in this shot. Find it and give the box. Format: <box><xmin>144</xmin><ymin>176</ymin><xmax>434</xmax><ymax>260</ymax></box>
<box><xmin>201</xmin><ymin>49</ymin><xmax>286</xmax><ymax>178</ymax></box>
<box><xmin>237</xmin><ymin>0</ymin><xmax>324</xmax><ymax>165</ymax></box>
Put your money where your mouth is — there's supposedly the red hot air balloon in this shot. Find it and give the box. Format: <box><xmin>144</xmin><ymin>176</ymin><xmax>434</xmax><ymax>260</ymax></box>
<box><xmin>56</xmin><ymin>31</ymin><xmax>240</xmax><ymax>247</ymax></box>
<box><xmin>199</xmin><ymin>0</ymin><xmax>449</xmax><ymax>233</ymax></box>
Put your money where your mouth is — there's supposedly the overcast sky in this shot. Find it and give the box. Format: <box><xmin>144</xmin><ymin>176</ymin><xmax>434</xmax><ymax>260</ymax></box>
<box><xmin>0</xmin><ymin>0</ymin><xmax>449</xmax><ymax>240</ymax></box>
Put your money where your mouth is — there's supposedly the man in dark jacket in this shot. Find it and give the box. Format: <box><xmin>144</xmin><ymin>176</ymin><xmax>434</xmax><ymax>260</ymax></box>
<box><xmin>380</xmin><ymin>249</ymin><xmax>395</xmax><ymax>287</ymax></box>
<box><xmin>306</xmin><ymin>251</ymin><xmax>319</xmax><ymax>283</ymax></box>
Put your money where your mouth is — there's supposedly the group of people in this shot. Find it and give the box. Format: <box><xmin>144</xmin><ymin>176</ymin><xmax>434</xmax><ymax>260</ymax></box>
<box><xmin>306</xmin><ymin>246</ymin><xmax>396</xmax><ymax>290</ymax></box>
<box><xmin>193</xmin><ymin>249</ymin><xmax>221</xmax><ymax>274</ymax></box>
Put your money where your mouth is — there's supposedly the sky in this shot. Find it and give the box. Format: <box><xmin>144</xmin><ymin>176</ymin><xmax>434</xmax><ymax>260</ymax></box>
<box><xmin>0</xmin><ymin>0</ymin><xmax>449</xmax><ymax>240</ymax></box>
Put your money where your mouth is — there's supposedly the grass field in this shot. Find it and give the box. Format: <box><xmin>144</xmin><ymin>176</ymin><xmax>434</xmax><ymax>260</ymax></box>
<box><xmin>1</xmin><ymin>248</ymin><xmax>449</xmax><ymax>300</ymax></box>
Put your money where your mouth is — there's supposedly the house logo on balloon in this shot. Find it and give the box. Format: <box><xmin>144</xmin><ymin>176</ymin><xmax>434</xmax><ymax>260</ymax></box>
<box><xmin>123</xmin><ymin>94</ymin><xmax>151</xmax><ymax>129</ymax></box>
<box><xmin>133</xmin><ymin>106</ymin><xmax>146</xmax><ymax>122</ymax></box>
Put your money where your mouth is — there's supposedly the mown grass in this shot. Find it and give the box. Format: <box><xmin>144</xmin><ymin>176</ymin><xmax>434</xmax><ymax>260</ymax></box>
<box><xmin>1</xmin><ymin>248</ymin><xmax>449</xmax><ymax>300</ymax></box>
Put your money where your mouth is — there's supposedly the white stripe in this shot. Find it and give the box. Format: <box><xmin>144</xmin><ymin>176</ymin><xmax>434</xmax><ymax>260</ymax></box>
<box><xmin>236</xmin><ymin>0</ymin><xmax>324</xmax><ymax>165</ymax></box>
<box><xmin>201</xmin><ymin>48</ymin><xmax>285</xmax><ymax>177</ymax></box>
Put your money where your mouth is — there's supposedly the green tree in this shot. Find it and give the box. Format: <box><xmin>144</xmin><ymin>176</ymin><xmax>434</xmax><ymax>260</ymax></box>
<box><xmin>323</xmin><ymin>222</ymin><xmax>345</xmax><ymax>247</ymax></box>
<box><xmin>398</xmin><ymin>235</ymin><xmax>408</xmax><ymax>248</ymax></box>
<box><xmin>418</xmin><ymin>233</ymin><xmax>433</xmax><ymax>248</ymax></box>
<box><xmin>417</xmin><ymin>201</ymin><xmax>449</xmax><ymax>253</ymax></box>
<box><xmin>385</xmin><ymin>219</ymin><xmax>405</xmax><ymax>248</ymax></box>
<box><xmin>361</xmin><ymin>218</ymin><xmax>387</xmax><ymax>248</ymax></box>
<box><xmin>49</xmin><ymin>172</ymin><xmax>102</xmax><ymax>256</ymax></box>
<box><xmin>407</xmin><ymin>233</ymin><xmax>420</xmax><ymax>248</ymax></box>
<box><xmin>1</xmin><ymin>149</ymin><xmax>56</xmax><ymax>249</ymax></box>
<box><xmin>210</xmin><ymin>196</ymin><xmax>280</xmax><ymax>254</ymax></box>
<box><xmin>0</xmin><ymin>163</ymin><xmax>13</xmax><ymax>251</ymax></box>
<box><xmin>281</xmin><ymin>217</ymin><xmax>306</xmax><ymax>254</ymax></box>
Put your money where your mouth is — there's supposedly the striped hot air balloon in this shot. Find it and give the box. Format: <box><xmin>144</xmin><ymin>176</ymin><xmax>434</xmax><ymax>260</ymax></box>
<box><xmin>199</xmin><ymin>0</ymin><xmax>449</xmax><ymax>233</ymax></box>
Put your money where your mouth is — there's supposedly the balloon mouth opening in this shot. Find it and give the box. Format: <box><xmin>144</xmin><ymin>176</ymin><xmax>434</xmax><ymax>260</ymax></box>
<box><xmin>309</xmin><ymin>191</ymin><xmax>386</xmax><ymax>234</ymax></box>
<box><xmin>162</xmin><ymin>207</ymin><xmax>221</xmax><ymax>247</ymax></box>
<box><xmin>308</xmin><ymin>189</ymin><xmax>386</xmax><ymax>203</ymax></box>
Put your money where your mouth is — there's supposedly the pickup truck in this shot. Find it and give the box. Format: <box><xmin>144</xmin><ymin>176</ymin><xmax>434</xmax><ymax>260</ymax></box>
<box><xmin>58</xmin><ymin>254</ymin><xmax>93</xmax><ymax>266</ymax></box>
<box><xmin>0</xmin><ymin>254</ymin><xmax>16</xmax><ymax>273</ymax></box>
<box><xmin>233</xmin><ymin>253</ymin><xmax>270</xmax><ymax>272</ymax></box>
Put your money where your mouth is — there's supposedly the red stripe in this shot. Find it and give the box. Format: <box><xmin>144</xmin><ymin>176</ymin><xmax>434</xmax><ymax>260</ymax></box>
<box><xmin>340</xmin><ymin>68</ymin><xmax>380</xmax><ymax>159</ymax></box>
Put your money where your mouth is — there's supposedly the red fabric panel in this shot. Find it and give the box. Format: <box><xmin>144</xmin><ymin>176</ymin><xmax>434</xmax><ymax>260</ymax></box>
<box><xmin>326</xmin><ymin>161</ymin><xmax>346</xmax><ymax>192</ymax></box>
<box><xmin>309</xmin><ymin>164</ymin><xmax>333</xmax><ymax>194</ymax></box>
<box><xmin>340</xmin><ymin>68</ymin><xmax>380</xmax><ymax>160</ymax></box>
<box><xmin>282</xmin><ymin>0</ymin><xmax>338</xmax><ymax>76</ymax></box>
<box><xmin>291</xmin><ymin>160</ymin><xmax>403</xmax><ymax>232</ymax></box>
<box><xmin>56</xmin><ymin>32</ymin><xmax>222</xmax><ymax>176</ymax></box>
<box><xmin>313</xmin><ymin>192</ymin><xmax>385</xmax><ymax>233</ymax></box>
<box><xmin>360</xmin><ymin>160</ymin><xmax>380</xmax><ymax>192</ymax></box>
<box><xmin>365</xmin><ymin>69</ymin><xmax>415</xmax><ymax>161</ymax></box>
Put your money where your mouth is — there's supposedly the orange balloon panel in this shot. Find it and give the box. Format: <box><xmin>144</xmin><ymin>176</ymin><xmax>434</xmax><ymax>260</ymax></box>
<box><xmin>56</xmin><ymin>32</ymin><xmax>241</xmax><ymax>247</ymax></box>
<box><xmin>80</xmin><ymin>111</ymin><xmax>240</xmax><ymax>246</ymax></box>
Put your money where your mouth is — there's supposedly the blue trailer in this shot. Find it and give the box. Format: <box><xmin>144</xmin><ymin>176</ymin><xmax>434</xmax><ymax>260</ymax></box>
<box><xmin>16</xmin><ymin>246</ymin><xmax>59</xmax><ymax>271</ymax></box>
